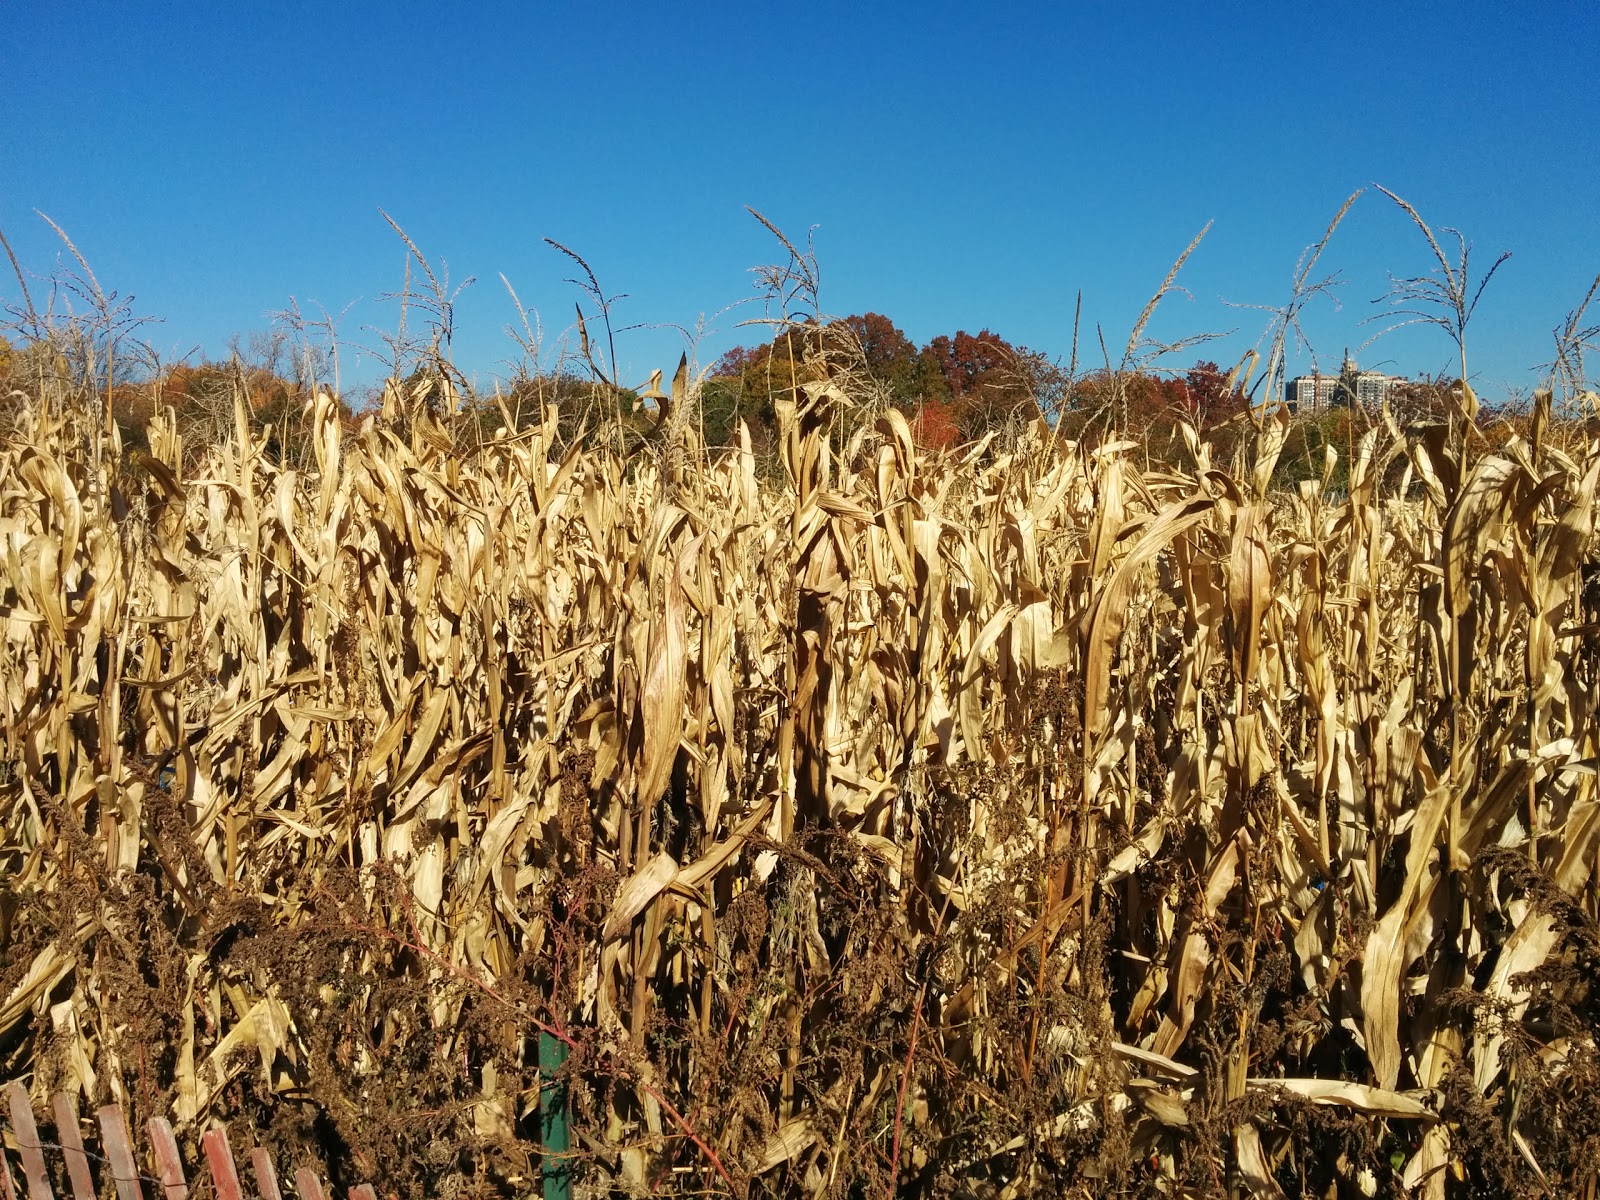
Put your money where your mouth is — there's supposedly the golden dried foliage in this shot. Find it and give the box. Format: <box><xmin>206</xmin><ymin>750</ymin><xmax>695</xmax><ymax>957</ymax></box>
<box><xmin>2</xmin><ymin>370</ymin><xmax>1599</xmax><ymax>1197</ymax></box>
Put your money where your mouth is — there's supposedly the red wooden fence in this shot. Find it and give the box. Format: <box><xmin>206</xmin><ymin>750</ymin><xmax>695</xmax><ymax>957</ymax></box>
<box><xmin>0</xmin><ymin>1083</ymin><xmax>377</xmax><ymax>1200</ymax></box>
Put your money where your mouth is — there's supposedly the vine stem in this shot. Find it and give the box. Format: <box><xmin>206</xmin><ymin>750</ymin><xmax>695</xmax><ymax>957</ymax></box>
<box><xmin>635</xmin><ymin>1076</ymin><xmax>737</xmax><ymax>1192</ymax></box>
<box><xmin>887</xmin><ymin>980</ymin><xmax>926</xmax><ymax>1200</ymax></box>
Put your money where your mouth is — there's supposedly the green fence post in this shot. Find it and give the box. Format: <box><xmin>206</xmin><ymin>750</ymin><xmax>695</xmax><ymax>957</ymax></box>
<box><xmin>539</xmin><ymin>1031</ymin><xmax>571</xmax><ymax>1200</ymax></box>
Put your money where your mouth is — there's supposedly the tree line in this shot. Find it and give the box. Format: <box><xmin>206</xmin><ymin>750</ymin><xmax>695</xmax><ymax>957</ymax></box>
<box><xmin>0</xmin><ymin>313</ymin><xmax>1497</xmax><ymax>493</ymax></box>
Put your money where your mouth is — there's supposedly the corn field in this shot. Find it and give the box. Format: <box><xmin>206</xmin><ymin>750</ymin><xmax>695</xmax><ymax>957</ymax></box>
<box><xmin>3</xmin><ymin>357</ymin><xmax>1600</xmax><ymax>1198</ymax></box>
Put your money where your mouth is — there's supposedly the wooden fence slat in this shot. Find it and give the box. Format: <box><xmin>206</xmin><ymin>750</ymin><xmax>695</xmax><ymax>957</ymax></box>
<box><xmin>292</xmin><ymin>1168</ymin><xmax>327</xmax><ymax>1200</ymax></box>
<box><xmin>4</xmin><ymin>1082</ymin><xmax>55</xmax><ymax>1200</ymax></box>
<box><xmin>145</xmin><ymin>1118</ymin><xmax>188</xmax><ymax>1200</ymax></box>
<box><xmin>2</xmin><ymin>1147</ymin><xmax>22</xmax><ymax>1200</ymax></box>
<box><xmin>49</xmin><ymin>1095</ymin><xmax>97</xmax><ymax>1200</ymax></box>
<box><xmin>250</xmin><ymin>1150</ymin><xmax>283</xmax><ymax>1200</ymax></box>
<box><xmin>94</xmin><ymin>1105</ymin><xmax>144</xmax><ymax>1200</ymax></box>
<box><xmin>200</xmin><ymin>1130</ymin><xmax>244</xmax><ymax>1200</ymax></box>
<box><xmin>0</xmin><ymin>1099</ymin><xmax>366</xmax><ymax>1200</ymax></box>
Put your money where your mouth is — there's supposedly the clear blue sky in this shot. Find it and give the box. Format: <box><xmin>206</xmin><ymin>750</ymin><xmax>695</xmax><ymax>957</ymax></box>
<box><xmin>4</xmin><ymin>1</ymin><xmax>1597</xmax><ymax>401</ymax></box>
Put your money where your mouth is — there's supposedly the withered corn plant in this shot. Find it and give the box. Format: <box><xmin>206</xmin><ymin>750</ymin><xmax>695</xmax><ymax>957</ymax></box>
<box><xmin>3</xmin><ymin>235</ymin><xmax>1600</xmax><ymax>1200</ymax></box>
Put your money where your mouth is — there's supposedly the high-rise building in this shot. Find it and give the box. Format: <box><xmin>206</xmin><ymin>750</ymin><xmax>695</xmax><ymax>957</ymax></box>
<box><xmin>1353</xmin><ymin>370</ymin><xmax>1398</xmax><ymax>409</ymax></box>
<box><xmin>1287</xmin><ymin>373</ymin><xmax>1340</xmax><ymax>412</ymax></box>
<box><xmin>1285</xmin><ymin>351</ymin><xmax>1400</xmax><ymax>413</ymax></box>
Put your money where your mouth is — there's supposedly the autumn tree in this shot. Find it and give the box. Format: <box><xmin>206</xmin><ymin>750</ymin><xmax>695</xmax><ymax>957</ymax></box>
<box><xmin>1054</xmin><ymin>359</ymin><xmax>1252</xmax><ymax>467</ymax></box>
<box><xmin>835</xmin><ymin>313</ymin><xmax>949</xmax><ymax>411</ymax></box>
<box><xmin>702</xmin><ymin>323</ymin><xmax>831</xmax><ymax>448</ymax></box>
<box><xmin>153</xmin><ymin>358</ymin><xmax>327</xmax><ymax>463</ymax></box>
<box><xmin>1173</xmin><ymin>360</ymin><xmax>1249</xmax><ymax>429</ymax></box>
<box><xmin>840</xmin><ymin>312</ymin><xmax>914</xmax><ymax>373</ymax></box>
<box><xmin>707</xmin><ymin>317</ymin><xmax>1062</xmax><ymax>449</ymax></box>
<box><xmin>911</xmin><ymin>395</ymin><xmax>960</xmax><ymax>450</ymax></box>
<box><xmin>710</xmin><ymin>343</ymin><xmax>767</xmax><ymax>379</ymax></box>
<box><xmin>1061</xmin><ymin>368</ymin><xmax>1181</xmax><ymax>442</ymax></box>
<box><xmin>924</xmin><ymin>329</ymin><xmax>1046</xmax><ymax>437</ymax></box>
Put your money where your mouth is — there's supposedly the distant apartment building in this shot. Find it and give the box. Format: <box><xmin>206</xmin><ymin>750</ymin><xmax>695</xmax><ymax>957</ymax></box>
<box><xmin>1287</xmin><ymin>373</ymin><xmax>1341</xmax><ymax>411</ymax></box>
<box><xmin>1285</xmin><ymin>352</ymin><xmax>1401</xmax><ymax>413</ymax></box>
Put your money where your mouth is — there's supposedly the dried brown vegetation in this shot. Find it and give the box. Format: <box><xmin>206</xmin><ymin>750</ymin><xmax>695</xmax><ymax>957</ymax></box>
<box><xmin>5</xmin><ymin>245</ymin><xmax>1600</xmax><ymax>1199</ymax></box>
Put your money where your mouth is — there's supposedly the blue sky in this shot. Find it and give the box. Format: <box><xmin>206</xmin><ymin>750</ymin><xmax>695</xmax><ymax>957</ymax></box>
<box><xmin>3</xmin><ymin>1</ymin><xmax>1596</xmax><ymax>401</ymax></box>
